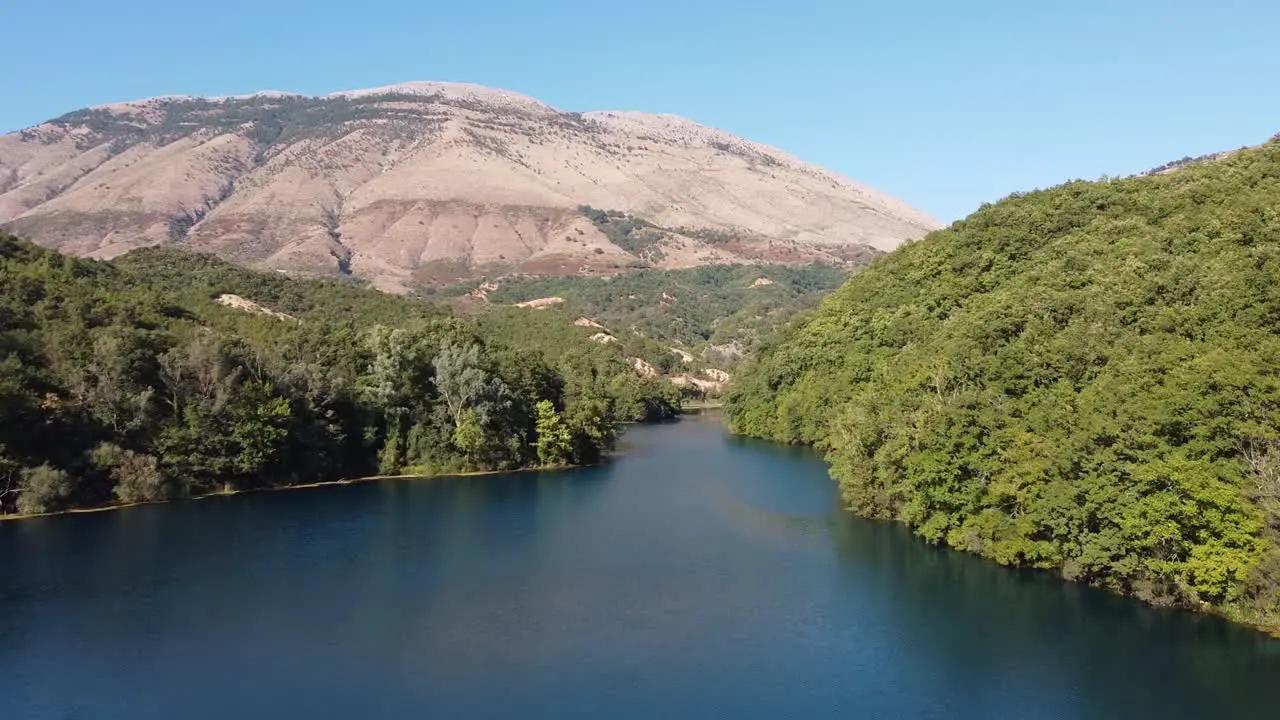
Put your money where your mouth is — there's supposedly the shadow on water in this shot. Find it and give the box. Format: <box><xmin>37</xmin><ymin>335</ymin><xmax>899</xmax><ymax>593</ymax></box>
<box><xmin>684</xmin><ymin>418</ymin><xmax>1280</xmax><ymax>718</ymax></box>
<box><xmin>825</xmin><ymin>509</ymin><xmax>1280</xmax><ymax>719</ymax></box>
<box><xmin>0</xmin><ymin>463</ymin><xmax>617</xmax><ymax>660</ymax></box>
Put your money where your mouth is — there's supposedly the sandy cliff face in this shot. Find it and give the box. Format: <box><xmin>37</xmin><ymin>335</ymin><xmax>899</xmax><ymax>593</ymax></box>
<box><xmin>1</xmin><ymin>81</ymin><xmax>942</xmax><ymax>291</ymax></box>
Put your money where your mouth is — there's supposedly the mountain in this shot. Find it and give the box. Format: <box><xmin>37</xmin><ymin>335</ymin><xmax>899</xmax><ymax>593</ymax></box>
<box><xmin>0</xmin><ymin>82</ymin><xmax>941</xmax><ymax>292</ymax></box>
<box><xmin>728</xmin><ymin>137</ymin><xmax>1280</xmax><ymax>634</ymax></box>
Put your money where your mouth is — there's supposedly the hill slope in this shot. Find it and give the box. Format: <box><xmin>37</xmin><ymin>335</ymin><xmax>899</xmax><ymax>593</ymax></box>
<box><xmin>0</xmin><ymin>82</ymin><xmax>940</xmax><ymax>292</ymax></box>
<box><xmin>481</xmin><ymin>263</ymin><xmax>852</xmax><ymax>358</ymax></box>
<box><xmin>728</xmin><ymin>138</ymin><xmax>1280</xmax><ymax>634</ymax></box>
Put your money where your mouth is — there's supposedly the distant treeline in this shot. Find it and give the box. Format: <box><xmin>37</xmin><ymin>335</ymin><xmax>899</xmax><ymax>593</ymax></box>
<box><xmin>484</xmin><ymin>262</ymin><xmax>852</xmax><ymax>357</ymax></box>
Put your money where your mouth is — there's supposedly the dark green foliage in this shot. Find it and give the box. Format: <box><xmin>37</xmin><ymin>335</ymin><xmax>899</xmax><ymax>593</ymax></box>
<box><xmin>34</xmin><ymin>91</ymin><xmax>607</xmax><ymax>166</ymax></box>
<box><xmin>167</xmin><ymin>215</ymin><xmax>196</xmax><ymax>242</ymax></box>
<box><xmin>0</xmin><ymin>234</ymin><xmax>676</xmax><ymax>515</ymax></box>
<box><xmin>675</xmin><ymin>226</ymin><xmax>765</xmax><ymax>246</ymax></box>
<box><xmin>577</xmin><ymin>205</ymin><xmax>667</xmax><ymax>262</ymax></box>
<box><xmin>45</xmin><ymin>94</ymin><xmax>448</xmax><ymax>152</ymax></box>
<box><xmin>728</xmin><ymin>140</ymin><xmax>1280</xmax><ymax>633</ymax></box>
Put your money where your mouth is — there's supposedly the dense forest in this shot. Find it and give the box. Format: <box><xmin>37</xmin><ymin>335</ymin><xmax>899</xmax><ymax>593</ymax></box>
<box><xmin>0</xmin><ymin>237</ymin><xmax>678</xmax><ymax>517</ymax></box>
<box><xmin>729</xmin><ymin>139</ymin><xmax>1280</xmax><ymax>633</ymax></box>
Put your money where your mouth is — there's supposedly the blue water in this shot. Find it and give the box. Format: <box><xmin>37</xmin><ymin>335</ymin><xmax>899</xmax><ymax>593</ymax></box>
<box><xmin>2</xmin><ymin>416</ymin><xmax>1278</xmax><ymax>718</ymax></box>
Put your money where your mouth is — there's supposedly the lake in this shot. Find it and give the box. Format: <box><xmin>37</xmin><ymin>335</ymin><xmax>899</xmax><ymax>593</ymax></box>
<box><xmin>2</xmin><ymin>414</ymin><xmax>1279</xmax><ymax>718</ymax></box>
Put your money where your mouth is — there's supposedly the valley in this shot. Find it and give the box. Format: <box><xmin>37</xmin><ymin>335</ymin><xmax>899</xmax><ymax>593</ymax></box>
<box><xmin>6</xmin><ymin>1</ymin><xmax>1280</xmax><ymax>715</ymax></box>
<box><xmin>5</xmin><ymin>83</ymin><xmax>1280</xmax><ymax>645</ymax></box>
<box><xmin>453</xmin><ymin>262</ymin><xmax>854</xmax><ymax>367</ymax></box>
<box><xmin>1</xmin><ymin>82</ymin><xmax>933</xmax><ymax>519</ymax></box>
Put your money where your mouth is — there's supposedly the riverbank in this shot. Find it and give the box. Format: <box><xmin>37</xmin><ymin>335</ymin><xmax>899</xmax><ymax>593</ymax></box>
<box><xmin>2</xmin><ymin>410</ymin><xmax>723</xmax><ymax>522</ymax></box>
<box><xmin>680</xmin><ymin>399</ymin><xmax>725</xmax><ymax>411</ymax></box>
<box><xmin>0</xmin><ymin>462</ymin><xmax>594</xmax><ymax>523</ymax></box>
<box><xmin>721</xmin><ymin>423</ymin><xmax>1280</xmax><ymax>639</ymax></box>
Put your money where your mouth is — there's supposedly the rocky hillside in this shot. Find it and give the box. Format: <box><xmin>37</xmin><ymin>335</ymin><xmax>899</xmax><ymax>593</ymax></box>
<box><xmin>0</xmin><ymin>82</ymin><xmax>940</xmax><ymax>292</ymax></box>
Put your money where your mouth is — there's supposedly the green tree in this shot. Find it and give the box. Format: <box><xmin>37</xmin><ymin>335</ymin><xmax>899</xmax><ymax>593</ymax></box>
<box><xmin>452</xmin><ymin>409</ymin><xmax>485</xmax><ymax>457</ymax></box>
<box><xmin>73</xmin><ymin>326</ymin><xmax>159</xmax><ymax>434</ymax></box>
<box><xmin>227</xmin><ymin>383</ymin><xmax>293</xmax><ymax>479</ymax></box>
<box><xmin>534</xmin><ymin>400</ymin><xmax>573</xmax><ymax>466</ymax></box>
<box><xmin>564</xmin><ymin>390</ymin><xmax>618</xmax><ymax>464</ymax></box>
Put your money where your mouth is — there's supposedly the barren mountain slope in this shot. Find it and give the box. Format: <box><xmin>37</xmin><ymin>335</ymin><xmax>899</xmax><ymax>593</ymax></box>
<box><xmin>1</xmin><ymin>82</ymin><xmax>942</xmax><ymax>291</ymax></box>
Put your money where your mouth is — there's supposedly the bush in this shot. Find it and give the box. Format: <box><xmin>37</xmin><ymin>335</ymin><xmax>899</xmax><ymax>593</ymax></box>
<box><xmin>112</xmin><ymin>451</ymin><xmax>169</xmax><ymax>504</ymax></box>
<box><xmin>17</xmin><ymin>465</ymin><xmax>73</xmax><ymax>515</ymax></box>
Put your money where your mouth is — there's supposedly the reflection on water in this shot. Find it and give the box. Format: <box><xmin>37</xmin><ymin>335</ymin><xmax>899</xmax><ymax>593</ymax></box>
<box><xmin>1</xmin><ymin>417</ymin><xmax>1278</xmax><ymax>719</ymax></box>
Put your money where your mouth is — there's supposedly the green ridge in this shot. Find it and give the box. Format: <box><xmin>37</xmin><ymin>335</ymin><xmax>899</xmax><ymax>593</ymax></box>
<box><xmin>728</xmin><ymin>139</ymin><xmax>1280</xmax><ymax>634</ymax></box>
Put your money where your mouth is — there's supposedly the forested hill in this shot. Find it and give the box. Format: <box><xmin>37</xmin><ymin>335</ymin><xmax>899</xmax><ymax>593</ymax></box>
<box><xmin>728</xmin><ymin>138</ymin><xmax>1280</xmax><ymax>634</ymax></box>
<box><xmin>0</xmin><ymin>235</ymin><xmax>678</xmax><ymax>517</ymax></box>
<box><xmin>476</xmin><ymin>263</ymin><xmax>852</xmax><ymax>362</ymax></box>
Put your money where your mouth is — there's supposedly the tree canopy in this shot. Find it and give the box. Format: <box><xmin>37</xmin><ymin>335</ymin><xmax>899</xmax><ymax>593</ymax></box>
<box><xmin>0</xmin><ymin>236</ymin><xmax>678</xmax><ymax>516</ymax></box>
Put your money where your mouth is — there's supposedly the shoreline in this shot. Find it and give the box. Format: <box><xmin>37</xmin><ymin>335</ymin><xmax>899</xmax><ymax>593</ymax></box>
<box><xmin>722</xmin><ymin>425</ymin><xmax>1280</xmax><ymax>640</ymax></box>
<box><xmin>0</xmin><ymin>461</ymin><xmax>595</xmax><ymax>523</ymax></box>
<box><xmin>1</xmin><ymin>412</ymin><xmax>710</xmax><ymax>523</ymax></box>
<box><xmin>680</xmin><ymin>400</ymin><xmax>725</xmax><ymax>411</ymax></box>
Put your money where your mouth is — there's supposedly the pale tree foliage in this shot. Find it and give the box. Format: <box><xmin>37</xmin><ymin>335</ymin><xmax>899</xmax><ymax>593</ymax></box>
<box><xmin>16</xmin><ymin>464</ymin><xmax>73</xmax><ymax>515</ymax></box>
<box><xmin>159</xmin><ymin>332</ymin><xmax>240</xmax><ymax>414</ymax></box>
<box><xmin>73</xmin><ymin>329</ymin><xmax>156</xmax><ymax>433</ymax></box>
<box><xmin>433</xmin><ymin>342</ymin><xmax>510</xmax><ymax>428</ymax></box>
<box><xmin>357</xmin><ymin>326</ymin><xmax>426</xmax><ymax>414</ymax></box>
<box><xmin>0</xmin><ymin>448</ymin><xmax>18</xmax><ymax>508</ymax></box>
<box><xmin>93</xmin><ymin>443</ymin><xmax>168</xmax><ymax>504</ymax></box>
<box><xmin>112</xmin><ymin>452</ymin><xmax>167</xmax><ymax>504</ymax></box>
<box><xmin>358</xmin><ymin>333</ymin><xmax>515</xmax><ymax>465</ymax></box>
<box><xmin>1242</xmin><ymin>438</ymin><xmax>1280</xmax><ymax>526</ymax></box>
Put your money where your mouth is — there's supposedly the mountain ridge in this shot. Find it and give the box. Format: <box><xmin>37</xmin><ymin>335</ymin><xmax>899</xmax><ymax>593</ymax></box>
<box><xmin>0</xmin><ymin>82</ymin><xmax>940</xmax><ymax>292</ymax></box>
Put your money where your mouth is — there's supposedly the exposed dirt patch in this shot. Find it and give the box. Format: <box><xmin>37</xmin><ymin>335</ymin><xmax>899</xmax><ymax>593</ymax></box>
<box><xmin>514</xmin><ymin>296</ymin><xmax>565</xmax><ymax>309</ymax></box>
<box><xmin>215</xmin><ymin>293</ymin><xmax>295</xmax><ymax>321</ymax></box>
<box><xmin>631</xmin><ymin>357</ymin><xmax>658</xmax><ymax>378</ymax></box>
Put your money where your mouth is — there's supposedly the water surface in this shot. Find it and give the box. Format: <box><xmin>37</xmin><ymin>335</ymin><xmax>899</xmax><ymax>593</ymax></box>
<box><xmin>3</xmin><ymin>416</ymin><xmax>1278</xmax><ymax>718</ymax></box>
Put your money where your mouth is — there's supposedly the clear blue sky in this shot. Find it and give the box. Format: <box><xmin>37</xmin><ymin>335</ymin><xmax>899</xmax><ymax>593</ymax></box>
<box><xmin>4</xmin><ymin>0</ymin><xmax>1277</xmax><ymax>222</ymax></box>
